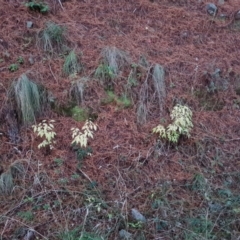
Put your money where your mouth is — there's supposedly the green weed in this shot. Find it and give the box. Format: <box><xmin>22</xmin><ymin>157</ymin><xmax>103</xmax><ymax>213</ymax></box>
<box><xmin>8</xmin><ymin>63</ymin><xmax>18</xmax><ymax>72</ymax></box>
<box><xmin>17</xmin><ymin>56</ymin><xmax>24</xmax><ymax>64</ymax></box>
<box><xmin>60</xmin><ymin>229</ymin><xmax>102</xmax><ymax>240</ymax></box>
<box><xmin>101</xmin><ymin>91</ymin><xmax>131</xmax><ymax>108</ymax></box>
<box><xmin>25</xmin><ymin>1</ymin><xmax>49</xmax><ymax>13</ymax></box>
<box><xmin>70</xmin><ymin>106</ymin><xmax>88</xmax><ymax>122</ymax></box>
<box><xmin>189</xmin><ymin>173</ymin><xmax>209</xmax><ymax>194</ymax></box>
<box><xmin>18</xmin><ymin>211</ymin><xmax>34</xmax><ymax>222</ymax></box>
<box><xmin>54</xmin><ymin>158</ymin><xmax>64</xmax><ymax>166</ymax></box>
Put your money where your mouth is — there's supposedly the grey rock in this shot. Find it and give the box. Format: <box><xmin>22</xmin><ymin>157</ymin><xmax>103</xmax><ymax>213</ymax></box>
<box><xmin>208</xmin><ymin>201</ymin><xmax>223</xmax><ymax>212</ymax></box>
<box><xmin>131</xmin><ymin>208</ymin><xmax>146</xmax><ymax>223</ymax></box>
<box><xmin>235</xmin><ymin>11</ymin><xmax>240</xmax><ymax>20</ymax></box>
<box><xmin>218</xmin><ymin>0</ymin><xmax>225</xmax><ymax>5</ymax></box>
<box><xmin>24</xmin><ymin>229</ymin><xmax>35</xmax><ymax>240</ymax></box>
<box><xmin>206</xmin><ymin>3</ymin><xmax>218</xmax><ymax>16</ymax></box>
<box><xmin>119</xmin><ymin>229</ymin><xmax>132</xmax><ymax>239</ymax></box>
<box><xmin>26</xmin><ymin>21</ymin><xmax>33</xmax><ymax>29</ymax></box>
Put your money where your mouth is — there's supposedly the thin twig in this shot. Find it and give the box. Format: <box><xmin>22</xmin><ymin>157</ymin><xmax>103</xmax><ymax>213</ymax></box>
<box><xmin>48</xmin><ymin>62</ymin><xmax>59</xmax><ymax>84</ymax></box>
<box><xmin>57</xmin><ymin>0</ymin><xmax>64</xmax><ymax>10</ymax></box>
<box><xmin>1</xmin><ymin>216</ymin><xmax>48</xmax><ymax>240</ymax></box>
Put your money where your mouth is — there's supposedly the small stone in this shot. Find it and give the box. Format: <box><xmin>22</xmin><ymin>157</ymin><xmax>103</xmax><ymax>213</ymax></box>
<box><xmin>219</xmin><ymin>13</ymin><xmax>228</xmax><ymax>19</ymax></box>
<box><xmin>235</xmin><ymin>11</ymin><xmax>240</xmax><ymax>20</ymax></box>
<box><xmin>26</xmin><ymin>21</ymin><xmax>33</xmax><ymax>29</ymax></box>
<box><xmin>119</xmin><ymin>229</ymin><xmax>132</xmax><ymax>239</ymax></box>
<box><xmin>218</xmin><ymin>0</ymin><xmax>225</xmax><ymax>5</ymax></box>
<box><xmin>23</xmin><ymin>229</ymin><xmax>35</xmax><ymax>240</ymax></box>
<box><xmin>28</xmin><ymin>56</ymin><xmax>34</xmax><ymax>65</ymax></box>
<box><xmin>131</xmin><ymin>208</ymin><xmax>146</xmax><ymax>223</ymax></box>
<box><xmin>206</xmin><ymin>3</ymin><xmax>218</xmax><ymax>16</ymax></box>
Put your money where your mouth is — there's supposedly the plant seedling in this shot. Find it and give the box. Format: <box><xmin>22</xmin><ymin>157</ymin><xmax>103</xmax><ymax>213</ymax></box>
<box><xmin>153</xmin><ymin>104</ymin><xmax>193</xmax><ymax>143</ymax></box>
<box><xmin>8</xmin><ymin>64</ymin><xmax>18</xmax><ymax>72</ymax></box>
<box><xmin>32</xmin><ymin>119</ymin><xmax>56</xmax><ymax>150</ymax></box>
<box><xmin>71</xmin><ymin>120</ymin><xmax>97</xmax><ymax>148</ymax></box>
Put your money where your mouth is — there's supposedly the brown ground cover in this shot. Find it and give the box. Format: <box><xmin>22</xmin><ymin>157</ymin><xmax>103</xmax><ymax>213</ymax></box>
<box><xmin>1</xmin><ymin>0</ymin><xmax>240</xmax><ymax>239</ymax></box>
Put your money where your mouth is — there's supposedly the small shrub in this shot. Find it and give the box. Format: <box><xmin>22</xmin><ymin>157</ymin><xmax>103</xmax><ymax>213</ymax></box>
<box><xmin>25</xmin><ymin>1</ymin><xmax>49</xmax><ymax>13</ymax></box>
<box><xmin>153</xmin><ymin>104</ymin><xmax>193</xmax><ymax>143</ymax></box>
<box><xmin>32</xmin><ymin>119</ymin><xmax>56</xmax><ymax>149</ymax></box>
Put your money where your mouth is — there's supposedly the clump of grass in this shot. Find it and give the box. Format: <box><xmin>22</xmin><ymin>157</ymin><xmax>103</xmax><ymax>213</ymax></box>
<box><xmin>10</xmin><ymin>74</ymin><xmax>44</xmax><ymax>125</ymax></box>
<box><xmin>95</xmin><ymin>46</ymin><xmax>130</xmax><ymax>90</ymax></box>
<box><xmin>101</xmin><ymin>46</ymin><xmax>130</xmax><ymax>75</ymax></box>
<box><xmin>0</xmin><ymin>161</ymin><xmax>25</xmax><ymax>195</ymax></box>
<box><xmin>38</xmin><ymin>22</ymin><xmax>66</xmax><ymax>53</ymax></box>
<box><xmin>63</xmin><ymin>50</ymin><xmax>82</xmax><ymax>76</ymax></box>
<box><xmin>137</xmin><ymin>63</ymin><xmax>166</xmax><ymax>124</ymax></box>
<box><xmin>95</xmin><ymin>63</ymin><xmax>115</xmax><ymax>90</ymax></box>
<box><xmin>136</xmin><ymin>102</ymin><xmax>147</xmax><ymax>124</ymax></box>
<box><xmin>0</xmin><ymin>172</ymin><xmax>13</xmax><ymax>195</ymax></box>
<box><xmin>70</xmin><ymin>77</ymin><xmax>88</xmax><ymax>105</ymax></box>
<box><xmin>59</xmin><ymin>229</ymin><xmax>102</xmax><ymax>240</ymax></box>
<box><xmin>152</xmin><ymin>64</ymin><xmax>166</xmax><ymax>112</ymax></box>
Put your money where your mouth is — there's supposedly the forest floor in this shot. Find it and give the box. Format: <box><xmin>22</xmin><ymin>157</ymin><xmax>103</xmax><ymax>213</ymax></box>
<box><xmin>1</xmin><ymin>0</ymin><xmax>240</xmax><ymax>239</ymax></box>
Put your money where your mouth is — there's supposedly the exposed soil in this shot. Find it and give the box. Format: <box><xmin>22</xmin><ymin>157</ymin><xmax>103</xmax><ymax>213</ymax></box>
<box><xmin>1</xmin><ymin>0</ymin><xmax>240</xmax><ymax>239</ymax></box>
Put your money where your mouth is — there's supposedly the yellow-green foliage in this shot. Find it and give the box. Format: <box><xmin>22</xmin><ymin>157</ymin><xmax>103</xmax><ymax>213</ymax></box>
<box><xmin>71</xmin><ymin>120</ymin><xmax>97</xmax><ymax>148</ymax></box>
<box><xmin>153</xmin><ymin>104</ymin><xmax>193</xmax><ymax>143</ymax></box>
<box><xmin>32</xmin><ymin>120</ymin><xmax>56</xmax><ymax>149</ymax></box>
